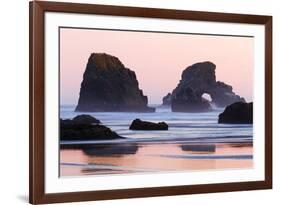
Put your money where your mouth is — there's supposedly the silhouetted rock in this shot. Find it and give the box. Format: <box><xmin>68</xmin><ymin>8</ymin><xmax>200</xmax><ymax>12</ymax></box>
<box><xmin>75</xmin><ymin>53</ymin><xmax>155</xmax><ymax>112</ymax></box>
<box><xmin>218</xmin><ymin>102</ymin><xmax>253</xmax><ymax>124</ymax></box>
<box><xmin>72</xmin><ymin>114</ymin><xmax>100</xmax><ymax>124</ymax></box>
<box><xmin>171</xmin><ymin>61</ymin><xmax>245</xmax><ymax>112</ymax></box>
<box><xmin>129</xmin><ymin>119</ymin><xmax>168</xmax><ymax>130</ymax></box>
<box><xmin>162</xmin><ymin>93</ymin><xmax>172</xmax><ymax>106</ymax></box>
<box><xmin>60</xmin><ymin>117</ymin><xmax>123</xmax><ymax>141</ymax></box>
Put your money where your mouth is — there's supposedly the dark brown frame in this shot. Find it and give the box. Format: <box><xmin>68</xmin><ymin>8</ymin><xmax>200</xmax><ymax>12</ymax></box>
<box><xmin>29</xmin><ymin>1</ymin><xmax>272</xmax><ymax>204</ymax></box>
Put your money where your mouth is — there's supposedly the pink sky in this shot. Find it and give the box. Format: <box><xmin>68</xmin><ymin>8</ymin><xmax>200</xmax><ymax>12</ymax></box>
<box><xmin>60</xmin><ymin>28</ymin><xmax>253</xmax><ymax>105</ymax></box>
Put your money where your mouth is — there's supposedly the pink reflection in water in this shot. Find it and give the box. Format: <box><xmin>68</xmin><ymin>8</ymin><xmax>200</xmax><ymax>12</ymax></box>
<box><xmin>60</xmin><ymin>142</ymin><xmax>253</xmax><ymax>176</ymax></box>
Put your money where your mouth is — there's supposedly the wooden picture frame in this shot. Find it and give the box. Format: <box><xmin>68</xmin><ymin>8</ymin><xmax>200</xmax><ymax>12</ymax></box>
<box><xmin>29</xmin><ymin>1</ymin><xmax>272</xmax><ymax>204</ymax></box>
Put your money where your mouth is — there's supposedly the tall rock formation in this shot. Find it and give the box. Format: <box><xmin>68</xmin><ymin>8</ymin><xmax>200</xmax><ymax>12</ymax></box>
<box><xmin>75</xmin><ymin>53</ymin><xmax>155</xmax><ymax>112</ymax></box>
<box><xmin>171</xmin><ymin>61</ymin><xmax>245</xmax><ymax>112</ymax></box>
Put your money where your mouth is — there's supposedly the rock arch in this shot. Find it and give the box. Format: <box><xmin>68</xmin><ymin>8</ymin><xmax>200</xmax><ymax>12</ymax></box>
<box><xmin>171</xmin><ymin>61</ymin><xmax>245</xmax><ymax>112</ymax></box>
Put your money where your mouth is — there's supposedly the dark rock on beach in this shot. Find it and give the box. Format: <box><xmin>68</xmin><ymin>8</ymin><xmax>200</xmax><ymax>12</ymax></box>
<box><xmin>171</xmin><ymin>61</ymin><xmax>245</xmax><ymax>112</ymax></box>
<box><xmin>72</xmin><ymin>114</ymin><xmax>101</xmax><ymax>124</ymax></box>
<box><xmin>60</xmin><ymin>115</ymin><xmax>123</xmax><ymax>141</ymax></box>
<box><xmin>75</xmin><ymin>53</ymin><xmax>155</xmax><ymax>112</ymax></box>
<box><xmin>218</xmin><ymin>102</ymin><xmax>253</xmax><ymax>124</ymax></box>
<box><xmin>129</xmin><ymin>119</ymin><xmax>168</xmax><ymax>130</ymax></box>
<box><xmin>162</xmin><ymin>93</ymin><xmax>172</xmax><ymax>106</ymax></box>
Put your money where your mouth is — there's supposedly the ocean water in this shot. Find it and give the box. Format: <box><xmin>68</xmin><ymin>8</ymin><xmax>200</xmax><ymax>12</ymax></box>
<box><xmin>60</xmin><ymin>105</ymin><xmax>253</xmax><ymax>176</ymax></box>
<box><xmin>60</xmin><ymin>105</ymin><xmax>252</xmax><ymax>143</ymax></box>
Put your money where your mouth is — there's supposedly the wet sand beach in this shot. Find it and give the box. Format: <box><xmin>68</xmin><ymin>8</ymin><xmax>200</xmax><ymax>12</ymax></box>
<box><xmin>60</xmin><ymin>140</ymin><xmax>253</xmax><ymax>176</ymax></box>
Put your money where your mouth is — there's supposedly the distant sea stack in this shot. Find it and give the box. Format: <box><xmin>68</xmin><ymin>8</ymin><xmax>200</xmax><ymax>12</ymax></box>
<box><xmin>75</xmin><ymin>53</ymin><xmax>155</xmax><ymax>112</ymax></box>
<box><xmin>171</xmin><ymin>61</ymin><xmax>245</xmax><ymax>112</ymax></box>
<box><xmin>162</xmin><ymin>93</ymin><xmax>172</xmax><ymax>106</ymax></box>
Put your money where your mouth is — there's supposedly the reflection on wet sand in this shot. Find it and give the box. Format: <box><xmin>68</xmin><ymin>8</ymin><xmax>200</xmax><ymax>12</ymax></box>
<box><xmin>60</xmin><ymin>140</ymin><xmax>253</xmax><ymax>176</ymax></box>
<box><xmin>229</xmin><ymin>142</ymin><xmax>253</xmax><ymax>147</ymax></box>
<box><xmin>181</xmin><ymin>144</ymin><xmax>216</xmax><ymax>152</ymax></box>
<box><xmin>82</xmin><ymin>143</ymin><xmax>138</xmax><ymax>156</ymax></box>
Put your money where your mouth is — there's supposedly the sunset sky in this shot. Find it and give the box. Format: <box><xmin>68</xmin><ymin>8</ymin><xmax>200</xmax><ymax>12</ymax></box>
<box><xmin>60</xmin><ymin>28</ymin><xmax>254</xmax><ymax>105</ymax></box>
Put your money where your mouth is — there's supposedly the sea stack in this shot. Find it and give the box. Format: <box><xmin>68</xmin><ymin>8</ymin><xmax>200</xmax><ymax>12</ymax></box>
<box><xmin>171</xmin><ymin>61</ymin><xmax>245</xmax><ymax>112</ymax></box>
<box><xmin>75</xmin><ymin>53</ymin><xmax>155</xmax><ymax>112</ymax></box>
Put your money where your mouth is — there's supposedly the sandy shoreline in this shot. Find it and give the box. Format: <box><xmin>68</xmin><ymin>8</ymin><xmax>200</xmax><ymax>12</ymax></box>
<box><xmin>60</xmin><ymin>140</ymin><xmax>253</xmax><ymax>176</ymax></box>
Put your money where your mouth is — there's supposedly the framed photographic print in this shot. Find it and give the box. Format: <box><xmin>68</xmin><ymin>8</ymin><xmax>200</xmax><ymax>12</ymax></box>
<box><xmin>29</xmin><ymin>1</ymin><xmax>272</xmax><ymax>204</ymax></box>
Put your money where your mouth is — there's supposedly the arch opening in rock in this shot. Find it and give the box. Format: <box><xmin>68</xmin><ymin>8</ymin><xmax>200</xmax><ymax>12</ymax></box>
<box><xmin>202</xmin><ymin>93</ymin><xmax>212</xmax><ymax>102</ymax></box>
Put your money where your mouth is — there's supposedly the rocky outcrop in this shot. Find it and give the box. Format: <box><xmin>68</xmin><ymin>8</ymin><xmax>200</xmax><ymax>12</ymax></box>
<box><xmin>72</xmin><ymin>114</ymin><xmax>100</xmax><ymax>124</ymax></box>
<box><xmin>75</xmin><ymin>53</ymin><xmax>155</xmax><ymax>112</ymax></box>
<box><xmin>218</xmin><ymin>102</ymin><xmax>253</xmax><ymax>124</ymax></box>
<box><xmin>60</xmin><ymin>115</ymin><xmax>123</xmax><ymax>140</ymax></box>
<box><xmin>162</xmin><ymin>93</ymin><xmax>172</xmax><ymax>106</ymax></box>
<box><xmin>171</xmin><ymin>61</ymin><xmax>245</xmax><ymax>112</ymax></box>
<box><xmin>129</xmin><ymin>119</ymin><xmax>168</xmax><ymax>130</ymax></box>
